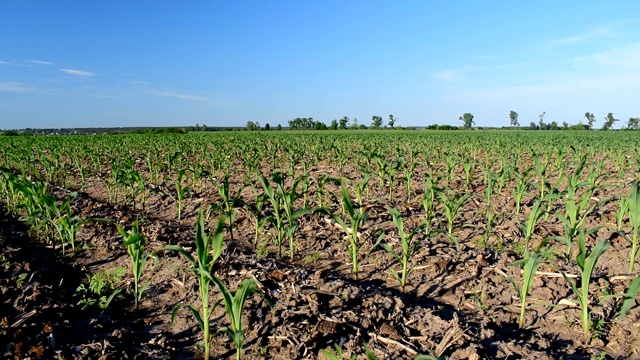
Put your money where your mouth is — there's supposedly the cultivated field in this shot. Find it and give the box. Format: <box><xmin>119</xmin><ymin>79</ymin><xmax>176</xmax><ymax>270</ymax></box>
<box><xmin>2</xmin><ymin>130</ymin><xmax>640</xmax><ymax>359</ymax></box>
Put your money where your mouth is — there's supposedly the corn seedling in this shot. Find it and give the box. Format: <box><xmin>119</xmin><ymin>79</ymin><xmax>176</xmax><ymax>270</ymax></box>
<box><xmin>116</xmin><ymin>220</ymin><xmax>158</xmax><ymax>310</ymax></box>
<box><xmin>519</xmin><ymin>199</ymin><xmax>547</xmax><ymax>257</ymax></box>
<box><xmin>627</xmin><ymin>181</ymin><xmax>640</xmax><ymax>272</ymax></box>
<box><xmin>352</xmin><ymin>173</ymin><xmax>371</xmax><ymax>209</ymax></box>
<box><xmin>259</xmin><ymin>173</ymin><xmax>286</xmax><ymax>256</ymax></box>
<box><xmin>217</xmin><ymin>172</ymin><xmax>245</xmax><ymax>241</ymax></box>
<box><xmin>279</xmin><ymin>174</ymin><xmax>313</xmax><ymax>260</ymax></box>
<box><xmin>211</xmin><ymin>277</ymin><xmax>273</xmax><ymax>360</ymax></box>
<box><xmin>422</xmin><ymin>178</ymin><xmax>441</xmax><ymax>235</ymax></box>
<box><xmin>333</xmin><ymin>186</ymin><xmax>370</xmax><ymax>280</ymax></box>
<box><xmin>509</xmin><ymin>243</ymin><xmax>548</xmax><ymax>328</ymax></box>
<box><xmin>615</xmin><ymin>195</ymin><xmax>629</xmax><ymax>232</ymax></box>
<box><xmin>55</xmin><ymin>196</ymin><xmax>101</xmax><ymax>256</ymax></box>
<box><xmin>619</xmin><ymin>277</ymin><xmax>640</xmax><ymax>320</ymax></box>
<box><xmin>403</xmin><ymin>158</ymin><xmax>418</xmax><ymax>201</ymax></box>
<box><xmin>512</xmin><ymin>168</ymin><xmax>532</xmax><ymax>215</ymax></box>
<box><xmin>382</xmin><ymin>208</ymin><xmax>422</xmax><ymax>292</ymax></box>
<box><xmin>167</xmin><ymin>210</ymin><xmax>225</xmax><ymax>360</ymax></box>
<box><xmin>247</xmin><ymin>192</ymin><xmax>268</xmax><ymax>248</ymax></box>
<box><xmin>562</xmin><ymin>229</ymin><xmax>609</xmax><ymax>344</ymax></box>
<box><xmin>174</xmin><ymin>169</ymin><xmax>190</xmax><ymax>223</ymax></box>
<box><xmin>439</xmin><ymin>191</ymin><xmax>471</xmax><ymax>252</ymax></box>
<box><xmin>554</xmin><ymin>179</ymin><xmax>598</xmax><ymax>260</ymax></box>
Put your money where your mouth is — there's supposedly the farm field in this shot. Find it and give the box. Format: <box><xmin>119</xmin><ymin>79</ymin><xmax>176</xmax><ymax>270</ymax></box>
<box><xmin>2</xmin><ymin>130</ymin><xmax>640</xmax><ymax>359</ymax></box>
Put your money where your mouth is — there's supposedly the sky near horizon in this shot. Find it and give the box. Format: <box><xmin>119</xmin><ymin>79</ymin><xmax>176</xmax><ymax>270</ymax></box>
<box><xmin>1</xmin><ymin>1</ymin><xmax>639</xmax><ymax>129</ymax></box>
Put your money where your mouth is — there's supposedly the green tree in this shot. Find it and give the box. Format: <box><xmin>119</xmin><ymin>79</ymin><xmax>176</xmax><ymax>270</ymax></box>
<box><xmin>288</xmin><ymin>117</ymin><xmax>316</xmax><ymax>130</ymax></box>
<box><xmin>602</xmin><ymin>112</ymin><xmax>619</xmax><ymax>130</ymax></box>
<box><xmin>264</xmin><ymin>123</ymin><xmax>270</xmax><ymax>131</ymax></box>
<box><xmin>388</xmin><ymin>114</ymin><xmax>396</xmax><ymax>128</ymax></box>
<box><xmin>459</xmin><ymin>113</ymin><xmax>474</xmax><ymax>129</ymax></box>
<box><xmin>628</xmin><ymin>117</ymin><xmax>640</xmax><ymax>130</ymax></box>
<box><xmin>371</xmin><ymin>115</ymin><xmax>383</xmax><ymax>129</ymax></box>
<box><xmin>529</xmin><ymin>122</ymin><xmax>538</xmax><ymax>130</ymax></box>
<box><xmin>509</xmin><ymin>111</ymin><xmax>519</xmax><ymax>127</ymax></box>
<box><xmin>246</xmin><ymin>121</ymin><xmax>260</xmax><ymax>131</ymax></box>
<box><xmin>538</xmin><ymin>111</ymin><xmax>546</xmax><ymax>130</ymax></box>
<box><xmin>338</xmin><ymin>116</ymin><xmax>349</xmax><ymax>129</ymax></box>
<box><xmin>585</xmin><ymin>112</ymin><xmax>596</xmax><ymax>130</ymax></box>
<box><xmin>277</xmin><ymin>124</ymin><xmax>282</xmax><ymax>131</ymax></box>
<box><xmin>562</xmin><ymin>121</ymin><xmax>569</xmax><ymax>130</ymax></box>
<box><xmin>550</xmin><ymin>121</ymin><xmax>559</xmax><ymax>130</ymax></box>
<box><xmin>329</xmin><ymin>119</ymin><xmax>338</xmax><ymax>130</ymax></box>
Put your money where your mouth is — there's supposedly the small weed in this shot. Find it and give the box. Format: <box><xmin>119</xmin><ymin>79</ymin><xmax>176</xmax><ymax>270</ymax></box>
<box><xmin>256</xmin><ymin>239</ymin><xmax>269</xmax><ymax>259</ymax></box>
<box><xmin>320</xmin><ymin>344</ymin><xmax>355</xmax><ymax>360</ymax></box>
<box><xmin>511</xmin><ymin>241</ymin><xmax>526</xmax><ymax>256</ymax></box>
<box><xmin>304</xmin><ymin>251</ymin><xmax>320</xmax><ymax>264</ymax></box>
<box><xmin>0</xmin><ymin>254</ymin><xmax>8</xmax><ymax>270</ymax></box>
<box><xmin>15</xmin><ymin>273</ymin><xmax>28</xmax><ymax>287</ymax></box>
<box><xmin>75</xmin><ymin>266</ymin><xmax>125</xmax><ymax>311</ymax></box>
<box><xmin>591</xmin><ymin>316</ymin><xmax>607</xmax><ymax>340</ymax></box>
<box><xmin>470</xmin><ymin>286</ymin><xmax>487</xmax><ymax>313</ymax></box>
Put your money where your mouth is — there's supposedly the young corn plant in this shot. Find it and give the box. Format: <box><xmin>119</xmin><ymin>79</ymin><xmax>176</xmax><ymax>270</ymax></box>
<box><xmin>518</xmin><ymin>198</ymin><xmax>546</xmax><ymax>257</ymax></box>
<box><xmin>627</xmin><ymin>181</ymin><xmax>640</xmax><ymax>272</ymax></box>
<box><xmin>54</xmin><ymin>197</ymin><xmax>100</xmax><ymax>256</ymax></box>
<box><xmin>217</xmin><ymin>172</ymin><xmax>245</xmax><ymax>241</ymax></box>
<box><xmin>174</xmin><ymin>169</ymin><xmax>190</xmax><ymax>223</ymax></box>
<box><xmin>475</xmin><ymin>173</ymin><xmax>495</xmax><ymax>247</ymax></box>
<box><xmin>532</xmin><ymin>154</ymin><xmax>550</xmax><ymax>200</ymax></box>
<box><xmin>382</xmin><ymin>208</ymin><xmax>422</xmax><ymax>292</ymax></box>
<box><xmin>444</xmin><ymin>152</ymin><xmax>457</xmax><ymax>187</ymax></box>
<box><xmin>422</xmin><ymin>179</ymin><xmax>441</xmax><ymax>235</ymax></box>
<box><xmin>116</xmin><ymin>220</ymin><xmax>157</xmax><ymax>310</ymax></box>
<box><xmin>554</xmin><ymin>179</ymin><xmax>598</xmax><ymax>260</ymax></box>
<box><xmin>259</xmin><ymin>173</ymin><xmax>285</xmax><ymax>256</ymax></box>
<box><xmin>278</xmin><ymin>174</ymin><xmax>313</xmax><ymax>260</ymax></box>
<box><xmin>495</xmin><ymin>164</ymin><xmax>512</xmax><ymax>196</ymax></box>
<box><xmin>512</xmin><ymin>168</ymin><xmax>532</xmax><ymax>215</ymax></box>
<box><xmin>562</xmin><ymin>230</ymin><xmax>610</xmax><ymax>344</ymax></box>
<box><xmin>509</xmin><ymin>243</ymin><xmax>548</xmax><ymax>328</ymax></box>
<box><xmin>333</xmin><ymin>186</ymin><xmax>370</xmax><ymax>280</ymax></box>
<box><xmin>462</xmin><ymin>157</ymin><xmax>474</xmax><ymax>189</ymax></box>
<box><xmin>439</xmin><ymin>191</ymin><xmax>471</xmax><ymax>252</ymax></box>
<box><xmin>246</xmin><ymin>192</ymin><xmax>268</xmax><ymax>248</ymax></box>
<box><xmin>259</xmin><ymin>172</ymin><xmax>311</xmax><ymax>258</ymax></box>
<box><xmin>315</xmin><ymin>175</ymin><xmax>342</xmax><ymax>209</ymax></box>
<box><xmin>352</xmin><ymin>173</ymin><xmax>371</xmax><ymax>209</ymax></box>
<box><xmin>167</xmin><ymin>210</ymin><xmax>225</xmax><ymax>360</ymax></box>
<box><xmin>211</xmin><ymin>277</ymin><xmax>273</xmax><ymax>360</ymax></box>
<box><xmin>615</xmin><ymin>195</ymin><xmax>629</xmax><ymax>232</ymax></box>
<box><xmin>402</xmin><ymin>158</ymin><xmax>418</xmax><ymax>202</ymax></box>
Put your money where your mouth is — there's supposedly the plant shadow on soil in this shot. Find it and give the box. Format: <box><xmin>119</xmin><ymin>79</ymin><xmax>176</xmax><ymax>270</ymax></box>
<box><xmin>307</xmin><ymin>251</ymin><xmax>594</xmax><ymax>360</ymax></box>
<box><xmin>0</xmin><ymin>207</ymin><xmax>188</xmax><ymax>359</ymax></box>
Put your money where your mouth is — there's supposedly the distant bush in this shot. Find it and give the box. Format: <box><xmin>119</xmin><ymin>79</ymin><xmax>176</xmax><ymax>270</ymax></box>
<box><xmin>426</xmin><ymin>124</ymin><xmax>459</xmax><ymax>130</ymax></box>
<box><xmin>1</xmin><ymin>130</ymin><xmax>19</xmax><ymax>136</ymax></box>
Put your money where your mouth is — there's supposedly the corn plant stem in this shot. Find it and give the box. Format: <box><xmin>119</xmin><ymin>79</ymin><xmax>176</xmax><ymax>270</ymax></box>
<box><xmin>200</xmin><ymin>277</ymin><xmax>211</xmax><ymax>360</ymax></box>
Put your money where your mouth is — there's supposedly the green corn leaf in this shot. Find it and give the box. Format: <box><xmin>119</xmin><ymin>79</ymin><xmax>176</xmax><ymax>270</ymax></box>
<box><xmin>619</xmin><ymin>277</ymin><xmax>640</xmax><ymax>319</ymax></box>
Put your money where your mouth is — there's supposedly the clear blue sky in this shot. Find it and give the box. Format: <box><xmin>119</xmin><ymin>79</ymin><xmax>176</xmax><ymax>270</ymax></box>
<box><xmin>1</xmin><ymin>1</ymin><xmax>639</xmax><ymax>129</ymax></box>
